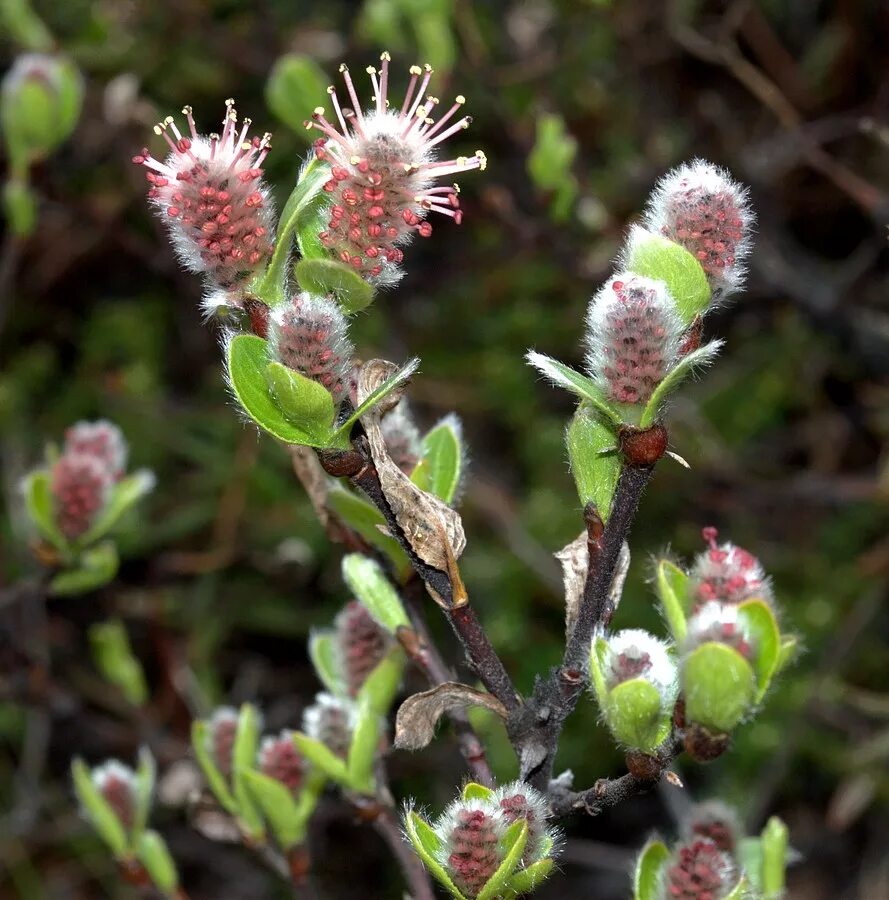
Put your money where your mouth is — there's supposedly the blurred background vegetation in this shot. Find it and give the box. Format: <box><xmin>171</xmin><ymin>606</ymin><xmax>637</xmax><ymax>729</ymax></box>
<box><xmin>2</xmin><ymin>0</ymin><xmax>888</xmax><ymax>897</ymax></box>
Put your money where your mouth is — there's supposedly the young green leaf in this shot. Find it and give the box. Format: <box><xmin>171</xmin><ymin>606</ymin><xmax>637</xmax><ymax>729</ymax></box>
<box><xmin>775</xmin><ymin>635</ymin><xmax>799</xmax><ymax>675</ymax></box>
<box><xmin>265</xmin><ymin>54</ymin><xmax>328</xmax><ymax>137</ymax></box>
<box><xmin>761</xmin><ymin>816</ymin><xmax>789</xmax><ymax>898</ymax></box>
<box><xmin>404</xmin><ymin>810</ymin><xmax>467</xmax><ymax>900</ymax></box>
<box><xmin>682</xmin><ymin>643</ymin><xmax>756</xmax><ymax>733</ymax></box>
<box><xmin>50</xmin><ymin>541</ymin><xmax>118</xmax><ymax>596</ymax></box>
<box><xmin>476</xmin><ymin>820</ymin><xmax>528</xmax><ymax>900</ymax></box>
<box><xmin>77</xmin><ymin>470</ymin><xmax>155</xmax><ymax>547</ymax></box>
<box><xmin>567</xmin><ymin>403</ymin><xmax>621</xmax><ymax>520</ymax></box>
<box><xmin>606</xmin><ymin>678</ymin><xmax>671</xmax><ymax>752</ymax></box>
<box><xmin>504</xmin><ymin>857</ymin><xmax>555</xmax><ymax>896</ymax></box>
<box><xmin>737</xmin><ymin>598</ymin><xmax>781</xmax><ymax>699</ymax></box>
<box><xmin>356</xmin><ymin>648</ymin><xmax>404</xmax><ymax>716</ymax></box>
<box><xmin>292</xmin><ymin>732</ymin><xmax>349</xmax><ymax>786</ymax></box>
<box><xmin>132</xmin><ymin>747</ymin><xmax>156</xmax><ymax>841</ymax></box>
<box><xmin>656</xmin><ymin>559</ymin><xmax>692</xmax><ymax>642</ymax></box>
<box><xmin>639</xmin><ymin>341</ymin><xmax>723</xmax><ymax>429</ymax></box>
<box><xmin>71</xmin><ymin>758</ymin><xmax>129</xmax><ymax>857</ymax></box>
<box><xmin>242</xmin><ymin>770</ymin><xmax>306</xmax><ymax>850</ymax></box>
<box><xmin>341</xmin><ymin>554</ymin><xmax>410</xmax><ymax>633</ymax></box>
<box><xmin>21</xmin><ymin>470</ymin><xmax>68</xmax><ymax>553</ymax></box>
<box><xmin>191</xmin><ymin>720</ymin><xmax>238</xmax><ymax>816</ymax></box>
<box><xmin>232</xmin><ymin>704</ymin><xmax>264</xmax><ymax>839</ymax></box>
<box><xmin>633</xmin><ymin>839</ymin><xmax>670</xmax><ymax>900</ymax></box>
<box><xmin>589</xmin><ymin>636</ymin><xmax>610</xmax><ymax>707</ymax></box>
<box><xmin>346</xmin><ymin>696</ymin><xmax>380</xmax><ymax>794</ymax></box>
<box><xmin>526</xmin><ymin>351</ymin><xmax>623</xmax><ymax>427</ymax></box>
<box><xmin>308</xmin><ymin>630</ymin><xmax>346</xmax><ymax>696</ymax></box>
<box><xmin>89</xmin><ymin>619</ymin><xmax>149</xmax><ymax>706</ymax></box>
<box><xmin>410</xmin><ymin>415</ymin><xmax>463</xmax><ymax>504</ymax></box>
<box><xmin>136</xmin><ymin>830</ymin><xmax>179</xmax><ymax>894</ymax></box>
<box><xmin>295</xmin><ymin>257</ymin><xmax>375</xmax><ymax>314</ymax></box>
<box><xmin>332</xmin><ymin>357</ymin><xmax>421</xmax><ymax>440</ymax></box>
<box><xmin>461</xmin><ymin>782</ymin><xmax>495</xmax><ymax>804</ymax></box>
<box><xmin>264</xmin><ymin>360</ymin><xmax>336</xmax><ymax>441</ymax></box>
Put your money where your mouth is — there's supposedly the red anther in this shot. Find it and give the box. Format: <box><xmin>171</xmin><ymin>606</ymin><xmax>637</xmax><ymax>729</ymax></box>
<box><xmin>245</xmin><ymin>192</ymin><xmax>263</xmax><ymax>208</ymax></box>
<box><xmin>167</xmin><ymin>206</ymin><xmax>180</xmax><ymax>217</ymax></box>
<box><xmin>368</xmin><ymin>205</ymin><xmax>384</xmax><ymax>218</ymax></box>
<box><xmin>702</xmin><ymin>526</ymin><xmax>719</xmax><ymax>548</ymax></box>
<box><xmin>612</xmin><ymin>280</ymin><xmax>624</xmax><ymax>291</ymax></box>
<box><xmin>417</xmin><ymin>221</ymin><xmax>433</xmax><ymax>237</ymax></box>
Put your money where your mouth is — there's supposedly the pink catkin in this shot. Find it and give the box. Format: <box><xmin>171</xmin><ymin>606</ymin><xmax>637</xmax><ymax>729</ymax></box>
<box><xmin>335</xmin><ymin>601</ymin><xmax>390</xmax><ymax>697</ymax></box>
<box><xmin>269</xmin><ymin>293</ymin><xmax>353</xmax><ymax>402</ymax></box>
<box><xmin>99</xmin><ymin>773</ymin><xmax>135</xmax><ymax>829</ymax></box>
<box><xmin>133</xmin><ymin>101</ymin><xmax>274</xmax><ymax>291</ymax></box>
<box><xmin>693</xmin><ymin>526</ymin><xmax>768</xmax><ymax>609</ymax></box>
<box><xmin>664</xmin><ymin>838</ymin><xmax>737</xmax><ymax>899</ymax></box>
<box><xmin>51</xmin><ymin>454</ymin><xmax>111</xmax><ymax>540</ymax></box>
<box><xmin>258</xmin><ymin>732</ymin><xmax>304</xmax><ymax>794</ymax></box>
<box><xmin>586</xmin><ymin>275</ymin><xmax>682</xmax><ymax>406</ymax></box>
<box><xmin>63</xmin><ymin>421</ymin><xmax>127</xmax><ymax>480</ymax></box>
<box><xmin>306</xmin><ymin>54</ymin><xmax>485</xmax><ymax>285</ymax></box>
<box><xmin>686</xmin><ymin>603</ymin><xmax>753</xmax><ymax>660</ymax></box>
<box><xmin>208</xmin><ymin>709</ymin><xmax>238</xmax><ymax>777</ymax></box>
<box><xmin>446</xmin><ymin>808</ymin><xmax>502</xmax><ymax>897</ymax></box>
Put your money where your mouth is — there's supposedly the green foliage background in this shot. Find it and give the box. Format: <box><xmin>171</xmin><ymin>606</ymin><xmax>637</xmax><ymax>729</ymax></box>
<box><xmin>1</xmin><ymin>1</ymin><xmax>888</xmax><ymax>897</ymax></box>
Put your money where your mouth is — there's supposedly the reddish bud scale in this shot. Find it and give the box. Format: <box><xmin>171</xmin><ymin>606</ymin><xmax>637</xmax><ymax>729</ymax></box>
<box><xmin>664</xmin><ymin>838</ymin><xmax>737</xmax><ymax>899</ymax></box>
<box><xmin>586</xmin><ymin>275</ymin><xmax>682</xmax><ymax>406</ymax></box>
<box><xmin>335</xmin><ymin>601</ymin><xmax>391</xmax><ymax>697</ymax></box>
<box><xmin>259</xmin><ymin>732</ymin><xmax>304</xmax><ymax>794</ymax></box>
<box><xmin>51</xmin><ymin>453</ymin><xmax>111</xmax><ymax>540</ymax></box>
<box><xmin>269</xmin><ymin>293</ymin><xmax>353</xmax><ymax>402</ymax></box>
<box><xmin>134</xmin><ymin>102</ymin><xmax>275</xmax><ymax>293</ymax></box>
<box><xmin>306</xmin><ymin>57</ymin><xmax>485</xmax><ymax>285</ymax></box>
<box><xmin>446</xmin><ymin>808</ymin><xmax>502</xmax><ymax>897</ymax></box>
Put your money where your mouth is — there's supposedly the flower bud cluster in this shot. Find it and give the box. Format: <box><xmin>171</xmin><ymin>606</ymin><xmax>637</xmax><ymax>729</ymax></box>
<box><xmin>205</xmin><ymin>706</ymin><xmax>240</xmax><ymax>777</ymax></box>
<box><xmin>335</xmin><ymin>600</ymin><xmax>393</xmax><ymax>697</ymax></box>
<box><xmin>258</xmin><ymin>729</ymin><xmax>305</xmax><ymax>795</ymax></box>
<box><xmin>302</xmin><ymin>692</ymin><xmax>356</xmax><ymax>758</ymax></box>
<box><xmin>306</xmin><ymin>53</ymin><xmax>485</xmax><ymax>285</ymax></box>
<box><xmin>50</xmin><ymin>420</ymin><xmax>128</xmax><ymax>540</ymax></box>
<box><xmin>662</xmin><ymin>837</ymin><xmax>739</xmax><ymax>899</ymax></box>
<box><xmin>90</xmin><ymin>759</ymin><xmax>137</xmax><ymax>830</ymax></box>
<box><xmin>585</xmin><ymin>275</ymin><xmax>683</xmax><ymax>406</ymax></box>
<box><xmin>692</xmin><ymin>526</ymin><xmax>769</xmax><ymax>609</ymax></box>
<box><xmin>643</xmin><ymin>159</ymin><xmax>752</xmax><ymax>301</ymax></box>
<box><xmin>133</xmin><ymin>101</ymin><xmax>275</xmax><ymax>304</ymax></box>
<box><xmin>268</xmin><ymin>292</ymin><xmax>354</xmax><ymax>402</ymax></box>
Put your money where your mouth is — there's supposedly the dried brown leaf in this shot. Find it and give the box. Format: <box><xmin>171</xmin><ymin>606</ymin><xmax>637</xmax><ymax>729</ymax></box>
<box><xmin>394</xmin><ymin>682</ymin><xmax>508</xmax><ymax>751</ymax></box>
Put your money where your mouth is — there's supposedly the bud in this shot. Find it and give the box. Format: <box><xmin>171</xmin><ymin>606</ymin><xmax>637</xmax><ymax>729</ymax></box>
<box><xmin>258</xmin><ymin>730</ymin><xmax>305</xmax><ymax>795</ymax></box>
<box><xmin>302</xmin><ymin>692</ymin><xmax>355</xmax><ymax>758</ymax></box>
<box><xmin>594</xmin><ymin>629</ymin><xmax>678</xmax><ymax>752</ymax></box>
<box><xmin>306</xmin><ymin>54</ymin><xmax>485</xmax><ymax>285</ymax></box>
<box><xmin>268</xmin><ymin>293</ymin><xmax>353</xmax><ymax>402</ymax></box>
<box><xmin>380</xmin><ymin>402</ymin><xmax>422</xmax><ymax>475</ymax></box>
<box><xmin>51</xmin><ymin>453</ymin><xmax>112</xmax><ymax>540</ymax></box>
<box><xmin>1</xmin><ymin>53</ymin><xmax>83</xmax><ymax>171</ymax></box>
<box><xmin>206</xmin><ymin>706</ymin><xmax>239</xmax><ymax>777</ymax></box>
<box><xmin>437</xmin><ymin>800</ymin><xmax>506</xmax><ymax>898</ymax></box>
<box><xmin>132</xmin><ymin>101</ymin><xmax>275</xmax><ymax>296</ymax></box>
<box><xmin>91</xmin><ymin>760</ymin><xmax>137</xmax><ymax>830</ymax></box>
<box><xmin>335</xmin><ymin>600</ymin><xmax>392</xmax><ymax>697</ymax></box>
<box><xmin>662</xmin><ymin>837</ymin><xmax>739</xmax><ymax>899</ymax></box>
<box><xmin>584</xmin><ymin>274</ymin><xmax>683</xmax><ymax>406</ymax></box>
<box><xmin>692</xmin><ymin>526</ymin><xmax>769</xmax><ymax>609</ymax></box>
<box><xmin>684</xmin><ymin>801</ymin><xmax>742</xmax><ymax>854</ymax></box>
<box><xmin>63</xmin><ymin>420</ymin><xmax>128</xmax><ymax>481</ymax></box>
<box><xmin>494</xmin><ymin>782</ymin><xmax>557</xmax><ymax>865</ymax></box>
<box><xmin>643</xmin><ymin>159</ymin><xmax>752</xmax><ymax>301</ymax></box>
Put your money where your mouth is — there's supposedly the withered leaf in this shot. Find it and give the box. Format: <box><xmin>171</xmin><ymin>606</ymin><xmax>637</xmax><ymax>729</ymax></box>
<box><xmin>393</xmin><ymin>682</ymin><xmax>507</xmax><ymax>751</ymax></box>
<box><xmin>357</xmin><ymin>360</ymin><xmax>466</xmax><ymax>606</ymax></box>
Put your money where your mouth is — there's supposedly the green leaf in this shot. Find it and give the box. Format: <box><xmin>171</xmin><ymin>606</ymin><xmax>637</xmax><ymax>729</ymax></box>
<box><xmin>738</xmin><ymin>837</ymin><xmax>764</xmax><ymax>892</ymax></box>
<box><xmin>346</xmin><ymin>696</ymin><xmax>379</xmax><ymax>794</ymax></box>
<box><xmin>567</xmin><ymin>403</ymin><xmax>621</xmax><ymax>520</ymax></box>
<box><xmin>0</xmin><ymin>0</ymin><xmax>54</xmax><ymax>50</ymax></box>
<box><xmin>265</xmin><ymin>54</ymin><xmax>328</xmax><ymax>137</ymax></box>
<box><xmin>462</xmin><ymin>782</ymin><xmax>495</xmax><ymax>804</ymax></box>
<box><xmin>504</xmin><ymin>857</ymin><xmax>555</xmax><ymax>896</ymax></box>
<box><xmin>410</xmin><ymin>415</ymin><xmax>463</xmax><ymax>504</ymax></box>
<box><xmin>295</xmin><ymin>258</ymin><xmax>375</xmax><ymax>314</ymax></box>
<box><xmin>341</xmin><ymin>554</ymin><xmax>410</xmax><ymax>633</ymax></box>
<box><xmin>761</xmin><ymin>816</ymin><xmax>789</xmax><ymax>898</ymax></box>
<box><xmin>623</xmin><ymin>228</ymin><xmax>712</xmax><ymax>324</ymax></box>
<box><xmin>656</xmin><ymin>559</ymin><xmax>692</xmax><ymax>643</ymax></box>
<box><xmin>606</xmin><ymin>678</ymin><xmax>672</xmax><ymax>753</ymax></box>
<box><xmin>682</xmin><ymin>642</ymin><xmax>756</xmax><ymax>733</ymax></box>
<box><xmin>332</xmin><ymin>357</ymin><xmax>421</xmax><ymax>440</ymax></box>
<box><xmin>477</xmin><ymin>820</ymin><xmax>528</xmax><ymax>900</ymax></box>
<box><xmin>326</xmin><ymin>486</ymin><xmax>410</xmax><ymax>577</ymax></box>
<box><xmin>633</xmin><ymin>839</ymin><xmax>670</xmax><ymax>900</ymax></box>
<box><xmin>356</xmin><ymin>648</ymin><xmax>404</xmax><ymax>715</ymax></box>
<box><xmin>191</xmin><ymin>720</ymin><xmax>238</xmax><ymax>816</ymax></box>
<box><xmin>308</xmin><ymin>630</ymin><xmax>346</xmax><ymax>696</ymax></box>
<box><xmin>737</xmin><ymin>598</ymin><xmax>781</xmax><ymax>699</ymax></box>
<box><xmin>724</xmin><ymin>876</ymin><xmax>748</xmax><ymax>900</ymax></box>
<box><xmin>22</xmin><ymin>469</ymin><xmax>67</xmax><ymax>553</ymax></box>
<box><xmin>251</xmin><ymin>157</ymin><xmax>331</xmax><ymax>306</ymax></box>
<box><xmin>292</xmin><ymin>732</ymin><xmax>349</xmax><ymax>786</ymax></box>
<box><xmin>232</xmin><ymin>703</ymin><xmax>264</xmax><ymax>839</ymax></box>
<box><xmin>405</xmin><ymin>810</ymin><xmax>467</xmax><ymax>900</ymax></box>
<box><xmin>265</xmin><ymin>360</ymin><xmax>336</xmax><ymax>442</ymax></box>
<box><xmin>50</xmin><ymin>541</ymin><xmax>118</xmax><ymax>596</ymax></box>
<box><xmin>77</xmin><ymin>470</ymin><xmax>155</xmax><ymax>547</ymax></box>
<box><xmin>527</xmin><ymin>352</ymin><xmax>622</xmax><ymax>427</ymax></box>
<box><xmin>135</xmin><ymin>830</ymin><xmax>179</xmax><ymax>894</ymax></box>
<box><xmin>242</xmin><ymin>770</ymin><xmax>307</xmax><ymax>850</ymax></box>
<box><xmin>527</xmin><ymin>113</ymin><xmax>578</xmax><ymax>222</ymax></box>
<box><xmin>639</xmin><ymin>341</ymin><xmax>723</xmax><ymax>429</ymax></box>
<box><xmin>89</xmin><ymin>619</ymin><xmax>149</xmax><ymax>706</ymax></box>
<box><xmin>589</xmin><ymin>636</ymin><xmax>610</xmax><ymax>707</ymax></box>
<box><xmin>71</xmin><ymin>758</ymin><xmax>129</xmax><ymax>856</ymax></box>
<box><xmin>775</xmin><ymin>634</ymin><xmax>799</xmax><ymax>675</ymax></box>
<box><xmin>227</xmin><ymin>334</ymin><xmax>330</xmax><ymax>447</ymax></box>
<box><xmin>132</xmin><ymin>747</ymin><xmax>156</xmax><ymax>842</ymax></box>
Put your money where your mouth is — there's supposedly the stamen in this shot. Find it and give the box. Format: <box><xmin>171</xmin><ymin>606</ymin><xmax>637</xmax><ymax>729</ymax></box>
<box><xmin>426</xmin><ymin>116</ymin><xmax>472</xmax><ymax>149</ymax></box>
<box><xmin>182</xmin><ymin>105</ymin><xmax>197</xmax><ymax>140</ymax></box>
<box><xmin>338</xmin><ymin>64</ymin><xmax>366</xmax><ymax>136</ymax></box>
<box><xmin>404</xmin><ymin>64</ymin><xmax>433</xmax><ymax>124</ymax></box>
<box><xmin>423</xmin><ymin>95</ymin><xmax>465</xmax><ymax>139</ymax></box>
<box><xmin>327</xmin><ymin>85</ymin><xmax>349</xmax><ymax>134</ymax></box>
<box><xmin>400</xmin><ymin>65</ymin><xmax>422</xmax><ymax>117</ymax></box>
<box><xmin>379</xmin><ymin>52</ymin><xmax>390</xmax><ymax>113</ymax></box>
<box><xmin>366</xmin><ymin>66</ymin><xmax>382</xmax><ymax>115</ymax></box>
